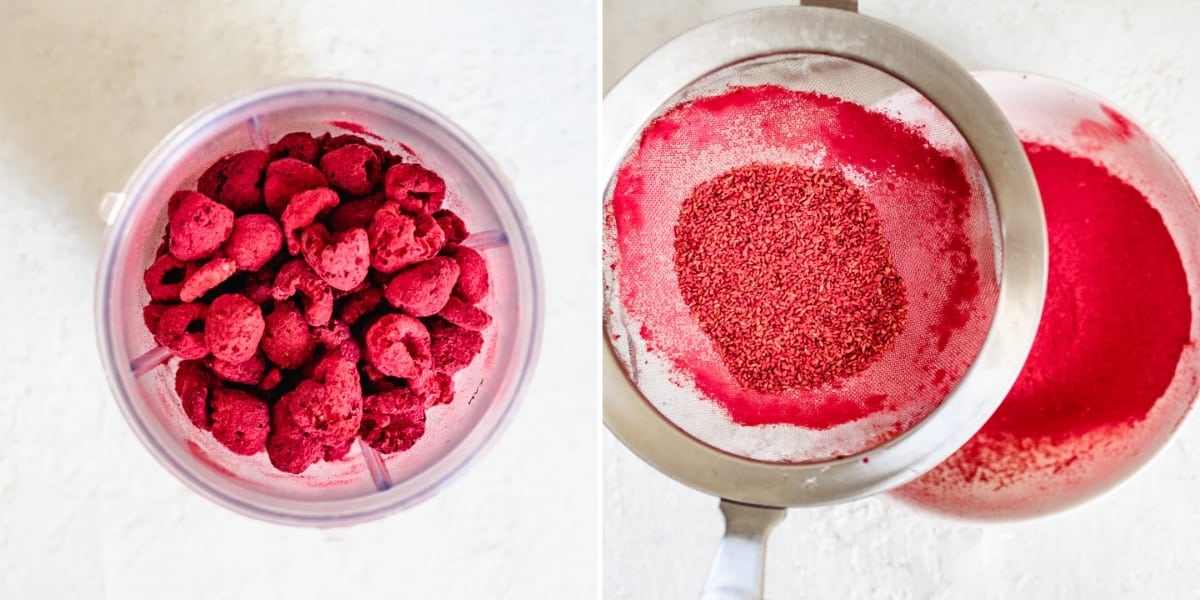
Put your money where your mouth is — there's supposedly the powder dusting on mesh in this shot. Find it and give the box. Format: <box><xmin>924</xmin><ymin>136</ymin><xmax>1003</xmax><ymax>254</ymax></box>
<box><xmin>605</xmin><ymin>84</ymin><xmax>996</xmax><ymax>461</ymax></box>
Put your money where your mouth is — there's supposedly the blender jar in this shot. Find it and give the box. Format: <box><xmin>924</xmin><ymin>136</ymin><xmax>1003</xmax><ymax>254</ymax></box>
<box><xmin>95</xmin><ymin>79</ymin><xmax>543</xmax><ymax>526</ymax></box>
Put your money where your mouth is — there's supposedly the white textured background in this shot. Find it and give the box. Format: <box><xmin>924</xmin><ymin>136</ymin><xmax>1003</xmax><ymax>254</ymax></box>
<box><xmin>604</xmin><ymin>1</ymin><xmax>1200</xmax><ymax>598</ymax></box>
<box><xmin>0</xmin><ymin>1</ymin><xmax>596</xmax><ymax>598</ymax></box>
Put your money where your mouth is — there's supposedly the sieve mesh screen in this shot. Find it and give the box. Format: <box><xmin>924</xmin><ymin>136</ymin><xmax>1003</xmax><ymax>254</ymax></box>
<box><xmin>603</xmin><ymin>54</ymin><xmax>1001</xmax><ymax>463</ymax></box>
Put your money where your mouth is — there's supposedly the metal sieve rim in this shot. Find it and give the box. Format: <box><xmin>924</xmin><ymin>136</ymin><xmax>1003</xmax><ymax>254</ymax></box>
<box><xmin>602</xmin><ymin>6</ymin><xmax>1047</xmax><ymax>507</ymax></box>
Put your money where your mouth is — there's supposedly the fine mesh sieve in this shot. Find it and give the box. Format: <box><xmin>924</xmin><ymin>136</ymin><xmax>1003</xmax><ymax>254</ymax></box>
<box><xmin>606</xmin><ymin>54</ymin><xmax>1002</xmax><ymax>464</ymax></box>
<box><xmin>602</xmin><ymin>5</ymin><xmax>1046</xmax><ymax>599</ymax></box>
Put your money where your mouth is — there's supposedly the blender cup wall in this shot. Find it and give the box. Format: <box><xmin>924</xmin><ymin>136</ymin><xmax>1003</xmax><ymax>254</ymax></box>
<box><xmin>95</xmin><ymin>80</ymin><xmax>542</xmax><ymax>526</ymax></box>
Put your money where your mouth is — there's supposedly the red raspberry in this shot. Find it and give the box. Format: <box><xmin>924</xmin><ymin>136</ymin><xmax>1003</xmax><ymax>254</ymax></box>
<box><xmin>210</xmin><ymin>388</ymin><xmax>271</xmax><ymax>456</ymax></box>
<box><xmin>301</xmin><ymin>224</ymin><xmax>370</xmax><ymax>291</ymax></box>
<box><xmin>168</xmin><ymin>191</ymin><xmax>234</xmax><ymax>261</ymax></box>
<box><xmin>197</xmin><ymin>150</ymin><xmax>268</xmax><ymax>213</ymax></box>
<box><xmin>328</xmin><ymin>192</ymin><xmax>385</xmax><ymax>232</ymax></box>
<box><xmin>206</xmin><ymin>294</ymin><xmax>265</xmax><ymax>363</ymax></box>
<box><xmin>428</xmin><ymin>319</ymin><xmax>484</xmax><ymax>373</ymax></box>
<box><xmin>384</xmin><ymin>163</ymin><xmax>445</xmax><ymax>214</ymax></box>
<box><xmin>313</xmin><ymin>319</ymin><xmax>361</xmax><ymax>364</ymax></box>
<box><xmin>155</xmin><ymin>303</ymin><xmax>209</xmax><ymax>360</ymax></box>
<box><xmin>360</xmin><ymin>388</ymin><xmax>427</xmax><ymax>454</ymax></box>
<box><xmin>384</xmin><ymin>257</ymin><xmax>460</xmax><ymax>317</ymax></box>
<box><xmin>261</xmin><ymin>300</ymin><xmax>316</xmax><ymax>369</ymax></box>
<box><xmin>438</xmin><ymin>296</ymin><xmax>492</xmax><ymax>331</ymax></box>
<box><xmin>433</xmin><ymin>209</ymin><xmax>469</xmax><ymax>246</ymax></box>
<box><xmin>260</xmin><ymin>367</ymin><xmax>284</xmax><ymax>392</ymax></box>
<box><xmin>210</xmin><ymin>351</ymin><xmax>266</xmax><ymax>385</ymax></box>
<box><xmin>179</xmin><ymin>257</ymin><xmax>237</xmax><ymax>303</ymax></box>
<box><xmin>281</xmin><ymin>187</ymin><xmax>339</xmax><ymax>254</ymax></box>
<box><xmin>274</xmin><ymin>356</ymin><xmax>362</xmax><ymax>445</ymax></box>
<box><xmin>266</xmin><ymin>426</ymin><xmax>323</xmax><ymax>474</ymax></box>
<box><xmin>225</xmin><ymin>214</ymin><xmax>283</xmax><ymax>271</ymax></box>
<box><xmin>143</xmin><ymin>253</ymin><xmax>193</xmax><ymax>302</ymax></box>
<box><xmin>336</xmin><ymin>285</ymin><xmax>384</xmax><ymax>326</ymax></box>
<box><xmin>320</xmin><ymin>144</ymin><xmax>380</xmax><ymax>196</ymax></box>
<box><xmin>143</xmin><ymin>303</ymin><xmax>166</xmax><ymax>337</ymax></box>
<box><xmin>449</xmin><ymin>246</ymin><xmax>489</xmax><ymax>303</ymax></box>
<box><xmin>271</xmin><ymin>259</ymin><xmax>334</xmax><ymax>326</ymax></box>
<box><xmin>263</xmin><ymin>158</ymin><xmax>329</xmax><ymax>217</ymax></box>
<box><xmin>269</xmin><ymin>132</ymin><xmax>321</xmax><ymax>164</ymax></box>
<box><xmin>175</xmin><ymin>360</ymin><xmax>215</xmax><ymax>430</ymax></box>
<box><xmin>364</xmin><ymin>313</ymin><xmax>432</xmax><ymax>378</ymax></box>
<box><xmin>323</xmin><ymin>134</ymin><xmax>384</xmax><ymax>156</ymax></box>
<box><xmin>368</xmin><ymin>203</ymin><xmax>445</xmax><ymax>273</ymax></box>
<box><xmin>411</xmin><ymin>370</ymin><xmax>454</xmax><ymax>407</ymax></box>
<box><xmin>323</xmin><ymin>438</ymin><xmax>355</xmax><ymax>462</ymax></box>
<box><xmin>241</xmin><ymin>266</ymin><xmax>277</xmax><ymax>305</ymax></box>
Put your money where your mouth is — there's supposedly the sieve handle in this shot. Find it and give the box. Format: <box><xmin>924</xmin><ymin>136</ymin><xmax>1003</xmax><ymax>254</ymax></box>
<box><xmin>699</xmin><ymin>500</ymin><xmax>787</xmax><ymax>600</ymax></box>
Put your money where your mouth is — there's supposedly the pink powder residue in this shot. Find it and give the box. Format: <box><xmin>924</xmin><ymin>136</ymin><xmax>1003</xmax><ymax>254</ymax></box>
<box><xmin>329</xmin><ymin>120</ymin><xmax>385</xmax><ymax>141</ymax></box>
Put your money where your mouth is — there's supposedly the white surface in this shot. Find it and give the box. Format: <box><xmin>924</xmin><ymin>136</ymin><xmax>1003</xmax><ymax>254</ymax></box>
<box><xmin>0</xmin><ymin>1</ymin><xmax>596</xmax><ymax>598</ymax></box>
<box><xmin>603</xmin><ymin>1</ymin><xmax>1200</xmax><ymax>598</ymax></box>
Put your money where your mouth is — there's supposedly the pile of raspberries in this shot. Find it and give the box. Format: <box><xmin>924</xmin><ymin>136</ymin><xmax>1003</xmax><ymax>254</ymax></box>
<box><xmin>141</xmin><ymin>131</ymin><xmax>490</xmax><ymax>474</ymax></box>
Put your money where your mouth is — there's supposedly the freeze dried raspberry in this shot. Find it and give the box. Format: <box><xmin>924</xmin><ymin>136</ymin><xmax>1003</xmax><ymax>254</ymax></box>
<box><xmin>226</xmin><ymin>213</ymin><xmax>283</xmax><ymax>271</ymax></box>
<box><xmin>429</xmin><ymin>319</ymin><xmax>483</xmax><ymax>373</ymax></box>
<box><xmin>179</xmin><ymin>257</ymin><xmax>237</xmax><ymax>303</ymax></box>
<box><xmin>360</xmin><ymin>362</ymin><xmax>399</xmax><ymax>393</ymax></box>
<box><xmin>336</xmin><ymin>286</ymin><xmax>385</xmax><ymax>326</ymax></box>
<box><xmin>449</xmin><ymin>246</ymin><xmax>489</xmax><ymax>303</ymax></box>
<box><xmin>323</xmin><ymin>438</ymin><xmax>355</xmax><ymax>461</ymax></box>
<box><xmin>328</xmin><ymin>193</ymin><xmax>385</xmax><ymax>232</ymax></box>
<box><xmin>270</xmin><ymin>131</ymin><xmax>321</xmax><ymax>164</ymax></box>
<box><xmin>143</xmin><ymin>253</ymin><xmax>192</xmax><ymax>302</ymax></box>
<box><xmin>438</xmin><ymin>296</ymin><xmax>492</xmax><ymax>331</ymax></box>
<box><xmin>143</xmin><ymin>303</ymin><xmax>166</xmax><ymax>337</ymax></box>
<box><xmin>168</xmin><ymin>191</ymin><xmax>234</xmax><ymax>261</ymax></box>
<box><xmin>272</xmin><ymin>259</ymin><xmax>334</xmax><ymax>327</ymax></box>
<box><xmin>281</xmin><ymin>187</ymin><xmax>339</xmax><ymax>254</ymax></box>
<box><xmin>384</xmin><ymin>163</ymin><xmax>445</xmax><ymax>214</ymax></box>
<box><xmin>156</xmin><ymin>303</ymin><xmax>209</xmax><ymax>359</ymax></box>
<box><xmin>210</xmin><ymin>388</ymin><xmax>271</xmax><ymax>455</ymax></box>
<box><xmin>313</xmin><ymin>319</ymin><xmax>361</xmax><ymax>364</ymax></box>
<box><xmin>175</xmin><ymin>360</ymin><xmax>215</xmax><ymax>430</ymax></box>
<box><xmin>364</xmin><ymin>313</ymin><xmax>432</xmax><ymax>378</ymax></box>
<box><xmin>263</xmin><ymin>158</ymin><xmax>329</xmax><ymax>217</ymax></box>
<box><xmin>433</xmin><ymin>209</ymin><xmax>468</xmax><ymax>246</ymax></box>
<box><xmin>261</xmin><ymin>300</ymin><xmax>316</xmax><ymax>369</ymax></box>
<box><xmin>320</xmin><ymin>144</ymin><xmax>380</xmax><ymax>197</ymax></box>
<box><xmin>368</xmin><ymin>203</ymin><xmax>446</xmax><ymax>273</ymax></box>
<box><xmin>301</xmin><ymin>224</ymin><xmax>370</xmax><ymax>291</ymax></box>
<box><xmin>384</xmin><ymin>257</ymin><xmax>459</xmax><ymax>317</ymax></box>
<box><xmin>314</xmin><ymin>354</ymin><xmax>361</xmax><ymax>400</ymax></box>
<box><xmin>266</xmin><ymin>426</ymin><xmax>323</xmax><ymax>474</ymax></box>
<box><xmin>360</xmin><ymin>389</ymin><xmax>427</xmax><ymax>454</ymax></box>
<box><xmin>206</xmin><ymin>294</ymin><xmax>265</xmax><ymax>363</ymax></box>
<box><xmin>260</xmin><ymin>367</ymin><xmax>283</xmax><ymax>391</ymax></box>
<box><xmin>411</xmin><ymin>370</ymin><xmax>454</xmax><ymax>407</ymax></box>
<box><xmin>197</xmin><ymin>150</ymin><xmax>268</xmax><ymax>213</ymax></box>
<box><xmin>323</xmin><ymin>134</ymin><xmax>383</xmax><ymax>156</ymax></box>
<box><xmin>210</xmin><ymin>351</ymin><xmax>266</xmax><ymax>385</ymax></box>
<box><xmin>274</xmin><ymin>356</ymin><xmax>362</xmax><ymax>445</ymax></box>
<box><xmin>242</xmin><ymin>267</ymin><xmax>276</xmax><ymax>305</ymax></box>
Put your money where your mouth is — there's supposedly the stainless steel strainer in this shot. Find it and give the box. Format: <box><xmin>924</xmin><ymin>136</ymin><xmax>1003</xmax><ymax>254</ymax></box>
<box><xmin>602</xmin><ymin>4</ymin><xmax>1047</xmax><ymax>599</ymax></box>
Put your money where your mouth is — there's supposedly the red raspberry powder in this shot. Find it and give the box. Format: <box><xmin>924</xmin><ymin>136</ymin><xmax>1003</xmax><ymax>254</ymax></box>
<box><xmin>896</xmin><ymin>142</ymin><xmax>1193</xmax><ymax>517</ymax></box>
<box><xmin>674</xmin><ymin>163</ymin><xmax>907</xmax><ymax>392</ymax></box>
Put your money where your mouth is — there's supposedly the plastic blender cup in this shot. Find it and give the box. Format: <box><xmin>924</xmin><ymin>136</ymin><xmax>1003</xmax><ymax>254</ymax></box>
<box><xmin>95</xmin><ymin>79</ymin><xmax>542</xmax><ymax>526</ymax></box>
